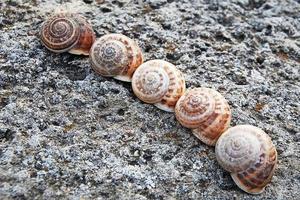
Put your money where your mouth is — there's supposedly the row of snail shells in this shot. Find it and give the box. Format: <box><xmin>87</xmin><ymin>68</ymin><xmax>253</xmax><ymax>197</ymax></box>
<box><xmin>215</xmin><ymin>125</ymin><xmax>277</xmax><ymax>194</ymax></box>
<box><xmin>40</xmin><ymin>13</ymin><xmax>95</xmax><ymax>55</ymax></box>
<box><xmin>39</xmin><ymin>14</ymin><xmax>278</xmax><ymax>195</ymax></box>
<box><xmin>175</xmin><ymin>87</ymin><xmax>231</xmax><ymax>146</ymax></box>
<box><xmin>132</xmin><ymin>60</ymin><xmax>186</xmax><ymax>112</ymax></box>
<box><xmin>89</xmin><ymin>34</ymin><xmax>143</xmax><ymax>82</ymax></box>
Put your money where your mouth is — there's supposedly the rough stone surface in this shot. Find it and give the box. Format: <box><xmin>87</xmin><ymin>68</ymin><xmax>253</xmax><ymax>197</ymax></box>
<box><xmin>0</xmin><ymin>0</ymin><xmax>300</xmax><ymax>199</ymax></box>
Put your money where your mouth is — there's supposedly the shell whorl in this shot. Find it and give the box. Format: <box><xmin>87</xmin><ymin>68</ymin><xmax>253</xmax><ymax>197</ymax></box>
<box><xmin>90</xmin><ymin>39</ymin><xmax>129</xmax><ymax>76</ymax></box>
<box><xmin>216</xmin><ymin>125</ymin><xmax>263</xmax><ymax>173</ymax></box>
<box><xmin>175</xmin><ymin>88</ymin><xmax>216</xmax><ymax>128</ymax></box>
<box><xmin>132</xmin><ymin>62</ymin><xmax>170</xmax><ymax>103</ymax></box>
<box><xmin>40</xmin><ymin>13</ymin><xmax>95</xmax><ymax>55</ymax></box>
<box><xmin>89</xmin><ymin>34</ymin><xmax>143</xmax><ymax>82</ymax></box>
<box><xmin>175</xmin><ymin>88</ymin><xmax>231</xmax><ymax>145</ymax></box>
<box><xmin>41</xmin><ymin>13</ymin><xmax>80</xmax><ymax>52</ymax></box>
<box><xmin>132</xmin><ymin>60</ymin><xmax>186</xmax><ymax>112</ymax></box>
<box><xmin>215</xmin><ymin>125</ymin><xmax>277</xmax><ymax>194</ymax></box>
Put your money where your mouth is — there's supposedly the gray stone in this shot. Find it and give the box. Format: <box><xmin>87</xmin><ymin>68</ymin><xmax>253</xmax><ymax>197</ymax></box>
<box><xmin>0</xmin><ymin>0</ymin><xmax>299</xmax><ymax>199</ymax></box>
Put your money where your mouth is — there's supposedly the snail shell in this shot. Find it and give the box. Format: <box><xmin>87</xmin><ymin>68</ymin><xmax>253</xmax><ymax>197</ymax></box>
<box><xmin>175</xmin><ymin>87</ymin><xmax>231</xmax><ymax>146</ymax></box>
<box><xmin>89</xmin><ymin>34</ymin><xmax>143</xmax><ymax>82</ymax></box>
<box><xmin>215</xmin><ymin>125</ymin><xmax>277</xmax><ymax>194</ymax></box>
<box><xmin>132</xmin><ymin>60</ymin><xmax>186</xmax><ymax>112</ymax></box>
<box><xmin>40</xmin><ymin>13</ymin><xmax>95</xmax><ymax>55</ymax></box>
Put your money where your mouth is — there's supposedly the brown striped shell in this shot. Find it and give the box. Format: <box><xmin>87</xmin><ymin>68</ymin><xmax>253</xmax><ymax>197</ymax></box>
<box><xmin>40</xmin><ymin>13</ymin><xmax>95</xmax><ymax>55</ymax></box>
<box><xmin>175</xmin><ymin>88</ymin><xmax>231</xmax><ymax>145</ymax></box>
<box><xmin>132</xmin><ymin>60</ymin><xmax>186</xmax><ymax>112</ymax></box>
<box><xmin>215</xmin><ymin>125</ymin><xmax>277</xmax><ymax>194</ymax></box>
<box><xmin>89</xmin><ymin>34</ymin><xmax>143</xmax><ymax>82</ymax></box>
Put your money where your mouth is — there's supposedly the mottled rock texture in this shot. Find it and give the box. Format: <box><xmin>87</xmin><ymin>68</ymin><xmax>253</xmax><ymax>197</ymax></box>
<box><xmin>0</xmin><ymin>0</ymin><xmax>299</xmax><ymax>199</ymax></box>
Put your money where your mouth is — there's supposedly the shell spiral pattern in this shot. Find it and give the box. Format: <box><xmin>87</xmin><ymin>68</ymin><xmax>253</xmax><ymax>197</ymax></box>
<box><xmin>40</xmin><ymin>13</ymin><xmax>95</xmax><ymax>55</ymax></box>
<box><xmin>132</xmin><ymin>60</ymin><xmax>186</xmax><ymax>112</ymax></box>
<box><xmin>89</xmin><ymin>34</ymin><xmax>143</xmax><ymax>82</ymax></box>
<box><xmin>215</xmin><ymin>125</ymin><xmax>277</xmax><ymax>194</ymax></box>
<box><xmin>175</xmin><ymin>87</ymin><xmax>231</xmax><ymax>146</ymax></box>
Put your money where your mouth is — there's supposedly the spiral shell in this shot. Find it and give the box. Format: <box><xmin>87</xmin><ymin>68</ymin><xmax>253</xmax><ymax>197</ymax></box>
<box><xmin>89</xmin><ymin>34</ymin><xmax>143</xmax><ymax>82</ymax></box>
<box><xmin>40</xmin><ymin>13</ymin><xmax>95</xmax><ymax>55</ymax></box>
<box><xmin>175</xmin><ymin>87</ymin><xmax>231</xmax><ymax>145</ymax></box>
<box><xmin>132</xmin><ymin>60</ymin><xmax>186</xmax><ymax>112</ymax></box>
<box><xmin>215</xmin><ymin>125</ymin><xmax>277</xmax><ymax>194</ymax></box>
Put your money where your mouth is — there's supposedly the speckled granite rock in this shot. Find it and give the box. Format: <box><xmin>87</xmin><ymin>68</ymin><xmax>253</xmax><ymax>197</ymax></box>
<box><xmin>0</xmin><ymin>0</ymin><xmax>299</xmax><ymax>199</ymax></box>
